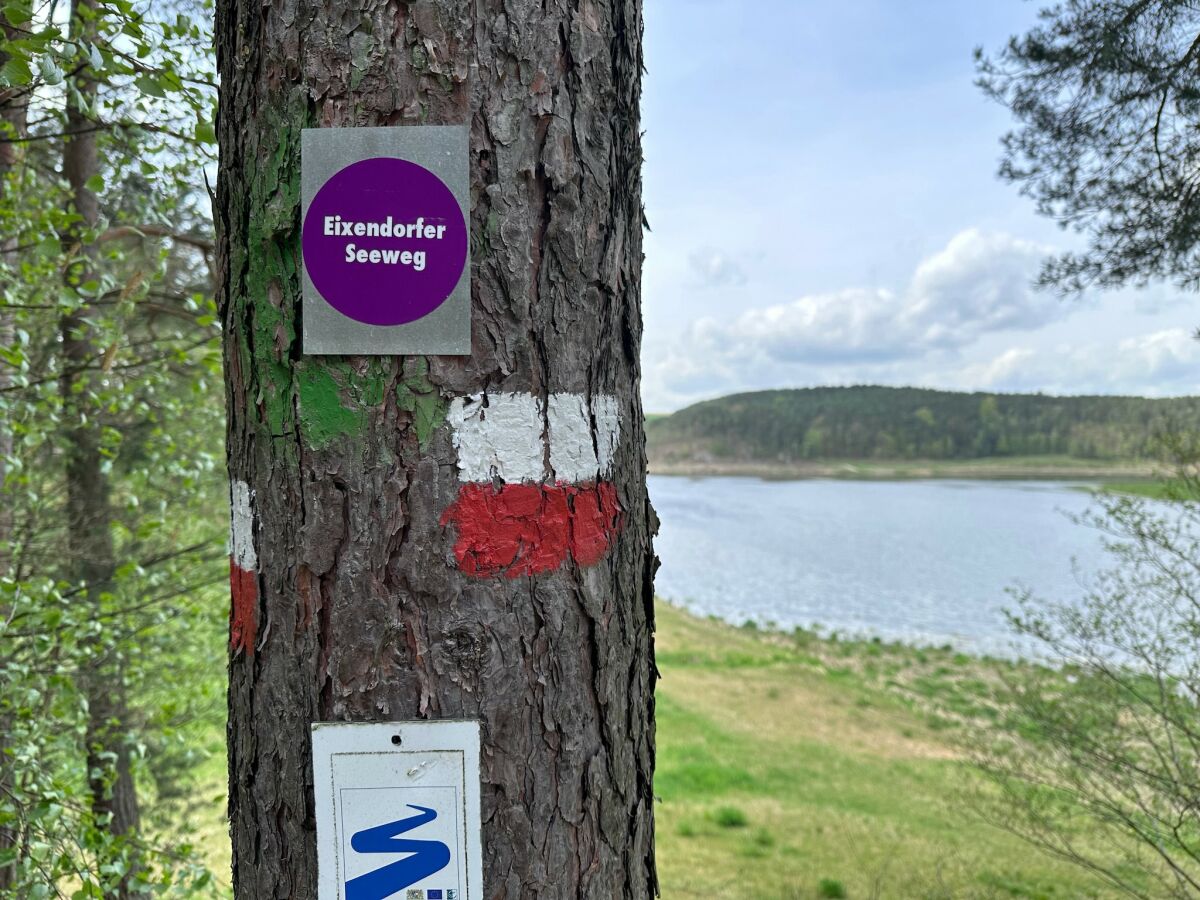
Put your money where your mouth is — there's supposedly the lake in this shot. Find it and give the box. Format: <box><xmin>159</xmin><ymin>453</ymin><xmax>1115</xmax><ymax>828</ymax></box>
<box><xmin>649</xmin><ymin>475</ymin><xmax>1116</xmax><ymax>656</ymax></box>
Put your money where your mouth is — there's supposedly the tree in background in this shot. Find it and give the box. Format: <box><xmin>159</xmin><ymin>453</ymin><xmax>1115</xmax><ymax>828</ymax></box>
<box><xmin>215</xmin><ymin>0</ymin><xmax>655</xmax><ymax>896</ymax></box>
<box><xmin>645</xmin><ymin>386</ymin><xmax>1200</xmax><ymax>464</ymax></box>
<box><xmin>972</xmin><ymin>447</ymin><xmax>1200</xmax><ymax>898</ymax></box>
<box><xmin>0</xmin><ymin>1</ymin><xmax>226</xmax><ymax>894</ymax></box>
<box><xmin>977</xmin><ymin>1</ymin><xmax>1200</xmax><ymax>294</ymax></box>
<box><xmin>973</xmin><ymin>6</ymin><xmax>1200</xmax><ymax>890</ymax></box>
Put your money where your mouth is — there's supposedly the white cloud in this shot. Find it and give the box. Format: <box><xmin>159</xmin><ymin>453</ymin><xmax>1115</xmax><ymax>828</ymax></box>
<box><xmin>679</xmin><ymin>229</ymin><xmax>1061</xmax><ymax>371</ymax></box>
<box><xmin>688</xmin><ymin>247</ymin><xmax>747</xmax><ymax>287</ymax></box>
<box><xmin>942</xmin><ymin>330</ymin><xmax>1200</xmax><ymax>397</ymax></box>
<box><xmin>905</xmin><ymin>230</ymin><xmax>1068</xmax><ymax>337</ymax></box>
<box><xmin>948</xmin><ymin>347</ymin><xmax>1038</xmax><ymax>389</ymax></box>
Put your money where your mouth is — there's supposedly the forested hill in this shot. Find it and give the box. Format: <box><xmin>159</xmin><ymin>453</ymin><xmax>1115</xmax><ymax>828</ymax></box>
<box><xmin>646</xmin><ymin>387</ymin><xmax>1200</xmax><ymax>464</ymax></box>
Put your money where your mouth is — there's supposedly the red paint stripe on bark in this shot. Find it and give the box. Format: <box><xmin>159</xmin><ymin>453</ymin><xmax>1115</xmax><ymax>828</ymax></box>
<box><xmin>441</xmin><ymin>481</ymin><xmax>622</xmax><ymax>578</ymax></box>
<box><xmin>230</xmin><ymin>561</ymin><xmax>258</xmax><ymax>655</ymax></box>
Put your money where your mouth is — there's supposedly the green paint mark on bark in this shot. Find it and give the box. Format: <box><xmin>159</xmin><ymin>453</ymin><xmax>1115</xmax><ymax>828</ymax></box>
<box><xmin>295</xmin><ymin>360</ymin><xmax>390</xmax><ymax>449</ymax></box>
<box><xmin>297</xmin><ymin>366</ymin><xmax>360</xmax><ymax>448</ymax></box>
<box><xmin>396</xmin><ymin>357</ymin><xmax>446</xmax><ymax>451</ymax></box>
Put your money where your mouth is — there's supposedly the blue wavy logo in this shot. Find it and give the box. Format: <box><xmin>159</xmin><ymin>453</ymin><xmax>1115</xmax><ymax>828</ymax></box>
<box><xmin>345</xmin><ymin>804</ymin><xmax>451</xmax><ymax>900</ymax></box>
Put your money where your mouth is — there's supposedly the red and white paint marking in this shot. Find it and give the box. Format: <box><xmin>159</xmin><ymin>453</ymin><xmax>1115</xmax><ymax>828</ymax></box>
<box><xmin>229</xmin><ymin>479</ymin><xmax>258</xmax><ymax>655</ymax></box>
<box><xmin>440</xmin><ymin>392</ymin><xmax>622</xmax><ymax>577</ymax></box>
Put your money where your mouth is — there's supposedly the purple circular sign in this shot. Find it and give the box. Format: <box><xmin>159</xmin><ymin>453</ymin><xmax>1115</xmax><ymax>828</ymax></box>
<box><xmin>302</xmin><ymin>157</ymin><xmax>468</xmax><ymax>327</ymax></box>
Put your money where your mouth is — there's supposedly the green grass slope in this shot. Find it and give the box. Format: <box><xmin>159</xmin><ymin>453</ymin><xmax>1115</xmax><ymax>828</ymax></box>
<box><xmin>652</xmin><ymin>603</ymin><xmax>1125</xmax><ymax>899</ymax></box>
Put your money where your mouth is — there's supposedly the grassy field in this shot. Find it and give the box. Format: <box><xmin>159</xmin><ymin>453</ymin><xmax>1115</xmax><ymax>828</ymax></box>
<box><xmin>184</xmin><ymin>602</ymin><xmax>1124</xmax><ymax>899</ymax></box>
<box><xmin>1097</xmin><ymin>479</ymin><xmax>1200</xmax><ymax>500</ymax></box>
<box><xmin>651</xmin><ymin>603</ymin><xmax>1124</xmax><ymax>900</ymax></box>
<box><xmin>178</xmin><ymin>730</ymin><xmax>232</xmax><ymax>895</ymax></box>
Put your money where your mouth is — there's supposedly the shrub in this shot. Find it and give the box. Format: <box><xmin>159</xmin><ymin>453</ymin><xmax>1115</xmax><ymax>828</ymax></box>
<box><xmin>713</xmin><ymin>805</ymin><xmax>748</xmax><ymax>828</ymax></box>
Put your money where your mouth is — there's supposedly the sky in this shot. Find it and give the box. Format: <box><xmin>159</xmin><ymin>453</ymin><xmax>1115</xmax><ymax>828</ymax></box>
<box><xmin>639</xmin><ymin>0</ymin><xmax>1200</xmax><ymax>412</ymax></box>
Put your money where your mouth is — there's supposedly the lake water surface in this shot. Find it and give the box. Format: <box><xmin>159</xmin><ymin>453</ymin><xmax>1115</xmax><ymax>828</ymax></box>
<box><xmin>649</xmin><ymin>475</ymin><xmax>1115</xmax><ymax>656</ymax></box>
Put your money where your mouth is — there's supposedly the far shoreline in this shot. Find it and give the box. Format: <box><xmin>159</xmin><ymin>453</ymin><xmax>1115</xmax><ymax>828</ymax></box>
<box><xmin>647</xmin><ymin>455</ymin><xmax>1162</xmax><ymax>483</ymax></box>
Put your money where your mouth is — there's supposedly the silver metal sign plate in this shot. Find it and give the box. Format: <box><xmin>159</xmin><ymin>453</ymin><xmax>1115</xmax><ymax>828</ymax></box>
<box><xmin>301</xmin><ymin>126</ymin><xmax>471</xmax><ymax>355</ymax></box>
<box><xmin>312</xmin><ymin>720</ymin><xmax>483</xmax><ymax>900</ymax></box>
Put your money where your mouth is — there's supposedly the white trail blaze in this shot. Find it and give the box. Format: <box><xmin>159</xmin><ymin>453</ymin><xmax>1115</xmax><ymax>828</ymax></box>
<box><xmin>447</xmin><ymin>392</ymin><xmax>621</xmax><ymax>483</ymax></box>
<box><xmin>229</xmin><ymin>479</ymin><xmax>257</xmax><ymax>570</ymax></box>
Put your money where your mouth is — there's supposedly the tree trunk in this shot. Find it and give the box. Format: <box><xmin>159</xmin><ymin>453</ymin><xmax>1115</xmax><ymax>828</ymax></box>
<box><xmin>215</xmin><ymin>1</ymin><xmax>655</xmax><ymax>897</ymax></box>
<box><xmin>61</xmin><ymin>0</ymin><xmax>140</xmax><ymax>892</ymax></box>
<box><xmin>0</xmin><ymin>19</ymin><xmax>28</xmax><ymax>890</ymax></box>
<box><xmin>0</xmin><ymin>19</ymin><xmax>24</xmax><ymax>574</ymax></box>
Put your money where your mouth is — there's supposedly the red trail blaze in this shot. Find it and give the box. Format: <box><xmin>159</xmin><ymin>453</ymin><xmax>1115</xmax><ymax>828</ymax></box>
<box><xmin>229</xmin><ymin>562</ymin><xmax>258</xmax><ymax>656</ymax></box>
<box><xmin>441</xmin><ymin>481</ymin><xmax>622</xmax><ymax>578</ymax></box>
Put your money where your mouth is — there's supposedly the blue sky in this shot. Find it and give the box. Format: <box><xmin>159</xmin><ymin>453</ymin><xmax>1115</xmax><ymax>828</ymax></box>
<box><xmin>640</xmin><ymin>0</ymin><xmax>1200</xmax><ymax>411</ymax></box>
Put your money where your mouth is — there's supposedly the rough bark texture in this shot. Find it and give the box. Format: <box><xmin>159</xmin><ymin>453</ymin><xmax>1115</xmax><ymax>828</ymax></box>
<box><xmin>61</xmin><ymin>2</ymin><xmax>141</xmax><ymax>890</ymax></box>
<box><xmin>215</xmin><ymin>1</ymin><xmax>654</xmax><ymax>898</ymax></box>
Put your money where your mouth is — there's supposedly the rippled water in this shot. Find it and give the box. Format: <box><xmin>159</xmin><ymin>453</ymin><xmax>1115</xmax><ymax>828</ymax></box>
<box><xmin>649</xmin><ymin>475</ymin><xmax>1115</xmax><ymax>656</ymax></box>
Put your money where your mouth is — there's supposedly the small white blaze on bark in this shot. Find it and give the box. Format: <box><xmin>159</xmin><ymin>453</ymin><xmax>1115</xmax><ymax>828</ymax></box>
<box><xmin>446</xmin><ymin>392</ymin><xmax>621</xmax><ymax>484</ymax></box>
<box><xmin>229</xmin><ymin>478</ymin><xmax>257</xmax><ymax>570</ymax></box>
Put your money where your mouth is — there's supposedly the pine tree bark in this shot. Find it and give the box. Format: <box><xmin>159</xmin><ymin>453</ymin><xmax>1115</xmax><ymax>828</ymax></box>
<box><xmin>61</xmin><ymin>1</ymin><xmax>140</xmax><ymax>892</ymax></box>
<box><xmin>215</xmin><ymin>1</ymin><xmax>655</xmax><ymax>897</ymax></box>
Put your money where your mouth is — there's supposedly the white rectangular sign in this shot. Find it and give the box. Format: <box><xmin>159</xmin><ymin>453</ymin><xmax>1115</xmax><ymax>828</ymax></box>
<box><xmin>312</xmin><ymin>721</ymin><xmax>482</xmax><ymax>900</ymax></box>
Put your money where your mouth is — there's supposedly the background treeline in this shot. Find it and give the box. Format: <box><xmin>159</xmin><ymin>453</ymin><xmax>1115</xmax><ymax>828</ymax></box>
<box><xmin>0</xmin><ymin>0</ymin><xmax>226</xmax><ymax>895</ymax></box>
<box><xmin>647</xmin><ymin>386</ymin><xmax>1200</xmax><ymax>463</ymax></box>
